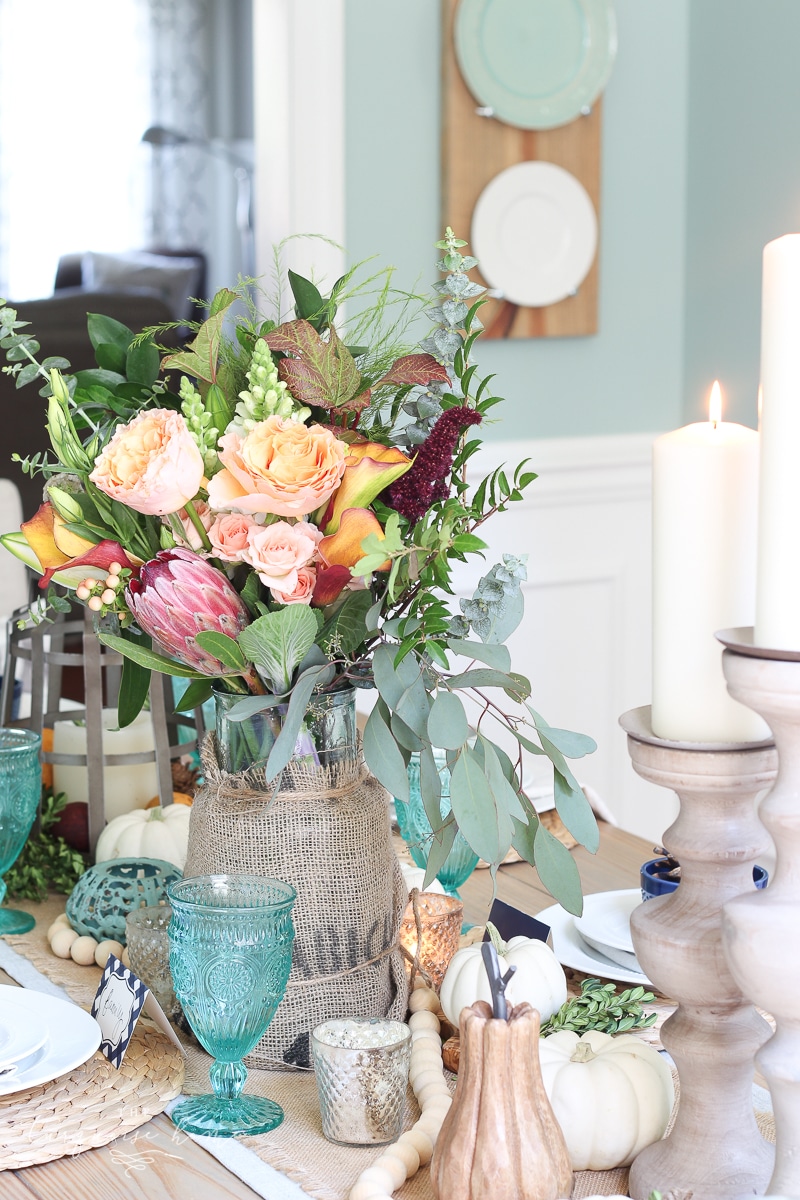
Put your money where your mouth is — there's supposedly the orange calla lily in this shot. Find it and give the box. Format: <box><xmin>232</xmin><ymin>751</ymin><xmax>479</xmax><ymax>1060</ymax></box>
<box><xmin>319</xmin><ymin>507</ymin><xmax>390</xmax><ymax>571</ymax></box>
<box><xmin>320</xmin><ymin>440</ymin><xmax>411</xmax><ymax>534</ymax></box>
<box><xmin>18</xmin><ymin>502</ymin><xmax>140</xmax><ymax>589</ymax></box>
<box><xmin>21</xmin><ymin>503</ymin><xmax>74</xmax><ymax>573</ymax></box>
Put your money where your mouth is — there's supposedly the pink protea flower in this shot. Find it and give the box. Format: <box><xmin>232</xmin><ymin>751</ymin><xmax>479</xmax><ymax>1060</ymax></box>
<box><xmin>126</xmin><ymin>548</ymin><xmax>253</xmax><ymax>677</ymax></box>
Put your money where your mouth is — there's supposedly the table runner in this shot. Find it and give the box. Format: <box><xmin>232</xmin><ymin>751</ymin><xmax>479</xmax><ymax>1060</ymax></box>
<box><xmin>1</xmin><ymin>897</ymin><xmax>776</xmax><ymax>1200</ymax></box>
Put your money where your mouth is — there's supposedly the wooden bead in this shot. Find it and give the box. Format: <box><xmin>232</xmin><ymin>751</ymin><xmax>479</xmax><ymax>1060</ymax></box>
<box><xmin>348</xmin><ymin>1181</ymin><xmax>390</xmax><ymax>1200</ymax></box>
<box><xmin>411</xmin><ymin>1067</ymin><xmax>447</xmax><ymax>1094</ymax></box>
<box><xmin>70</xmin><ymin>935</ymin><xmax>99</xmax><ymax>966</ymax></box>
<box><xmin>411</xmin><ymin>1028</ymin><xmax>441</xmax><ymax>1044</ymax></box>
<box><xmin>399</xmin><ymin>1125</ymin><xmax>434</xmax><ymax>1165</ymax></box>
<box><xmin>372</xmin><ymin>1153</ymin><xmax>408</xmax><ymax>1189</ymax></box>
<box><xmin>121</xmin><ymin>946</ymin><xmax>131</xmax><ymax>968</ymax></box>
<box><xmin>355</xmin><ymin>1166</ymin><xmax>395</xmax><ymax>1193</ymax></box>
<box><xmin>409</xmin><ymin>1009</ymin><xmax>440</xmax><ymax>1032</ymax></box>
<box><xmin>408</xmin><ymin>987</ymin><xmax>441</xmax><ymax>1013</ymax></box>
<box><xmin>418</xmin><ymin>1080</ymin><xmax>451</xmax><ymax>1107</ymax></box>
<box><xmin>47</xmin><ymin>914</ymin><xmax>71</xmax><ymax>940</ymax></box>
<box><xmin>50</xmin><ymin>928</ymin><xmax>79</xmax><ymax>958</ymax></box>
<box><xmin>383</xmin><ymin>1138</ymin><xmax>420</xmax><ymax>1176</ymax></box>
<box><xmin>95</xmin><ymin>939</ymin><xmax>124</xmax><ymax>968</ymax></box>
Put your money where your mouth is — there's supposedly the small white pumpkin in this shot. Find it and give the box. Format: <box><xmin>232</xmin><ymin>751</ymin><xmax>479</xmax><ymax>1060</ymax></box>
<box><xmin>399</xmin><ymin>862</ymin><xmax>446</xmax><ymax>896</ymax></box>
<box><xmin>95</xmin><ymin>804</ymin><xmax>190</xmax><ymax>870</ymax></box>
<box><xmin>439</xmin><ymin>922</ymin><xmax>567</xmax><ymax>1027</ymax></box>
<box><xmin>538</xmin><ymin>1029</ymin><xmax>674</xmax><ymax>1171</ymax></box>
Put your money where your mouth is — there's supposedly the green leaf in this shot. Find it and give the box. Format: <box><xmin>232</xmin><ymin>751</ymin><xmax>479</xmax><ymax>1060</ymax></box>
<box><xmin>161</xmin><ymin>291</ymin><xmax>238</xmax><ymax>384</ymax></box>
<box><xmin>96</xmin><ymin>631</ymin><xmax>209</xmax><ymax>678</ymax></box>
<box><xmin>446</xmin><ymin>639</ymin><xmax>511</xmax><ymax>672</ymax></box>
<box><xmin>450</xmin><ymin>745</ymin><xmax>513</xmax><ymax>866</ymax></box>
<box><xmin>372</xmin><ymin>644</ymin><xmax>430</xmax><ymax>737</ymax></box>
<box><xmin>126</xmin><ymin>336</ymin><xmax>161</xmax><ymax>386</ymax></box>
<box><xmin>427</xmin><ymin>691</ymin><xmax>469</xmax><ymax>750</ymax></box>
<box><xmin>481</xmin><ymin>736</ymin><xmax>526</xmax><ymax>821</ymax></box>
<box><xmin>288</xmin><ymin>269</ymin><xmax>325</xmax><ymax>323</ymax></box>
<box><xmin>419</xmin><ymin>744</ymin><xmax>443</xmax><ymax>832</ymax></box>
<box><xmin>174</xmin><ymin>678</ymin><xmax>214</xmax><ymax>713</ymax></box>
<box><xmin>73</xmin><ymin>367</ymin><xmax>127</xmax><ymax>391</ymax></box>
<box><xmin>424</xmin><ymin>820</ymin><xmax>458</xmax><ymax>888</ymax></box>
<box><xmin>237</xmin><ymin>606</ymin><xmax>319</xmax><ymax>694</ymax></box>
<box><xmin>223</xmin><ymin>692</ymin><xmax>291</xmax><ymax>721</ymax></box>
<box><xmin>264</xmin><ymin>664</ymin><xmax>330</xmax><ymax>780</ymax></box>
<box><xmin>195</xmin><ymin>631</ymin><xmax>247</xmax><ymax>672</ymax></box>
<box><xmin>319</xmin><ymin>590</ymin><xmax>373</xmax><ymax>656</ymax></box>
<box><xmin>533</xmin><ymin>823</ymin><xmax>583</xmax><ymax>916</ymax></box>
<box><xmin>117</xmin><ymin>655</ymin><xmax>151</xmax><ymax>728</ymax></box>
<box><xmin>528</xmin><ymin>707</ymin><xmax>597</xmax><ymax>760</ymax></box>
<box><xmin>390</xmin><ymin>712</ymin><xmax>423</xmax><ymax>753</ymax></box>
<box><xmin>95</xmin><ymin>342</ymin><xmax>128</xmax><ymax>375</ymax></box>
<box><xmin>554</xmin><ymin>770</ymin><xmax>599</xmax><ymax>853</ymax></box>
<box><xmin>447</xmin><ymin>668</ymin><xmax>529</xmax><ymax>697</ymax></box>
<box><xmin>87</xmin><ymin>313</ymin><xmax>132</xmax><ymax>354</ymax></box>
<box><xmin>205</xmin><ymin>382</ymin><xmax>232</xmax><ymax>434</ymax></box>
<box><xmin>363</xmin><ymin>699</ymin><xmax>410</xmax><ymax>802</ymax></box>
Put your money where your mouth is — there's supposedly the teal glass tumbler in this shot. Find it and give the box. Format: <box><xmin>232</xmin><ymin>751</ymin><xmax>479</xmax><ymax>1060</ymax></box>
<box><xmin>168</xmin><ymin>874</ymin><xmax>296</xmax><ymax>1137</ymax></box>
<box><xmin>395</xmin><ymin>750</ymin><xmax>479</xmax><ymax>898</ymax></box>
<box><xmin>0</xmin><ymin>728</ymin><xmax>41</xmax><ymax>936</ymax></box>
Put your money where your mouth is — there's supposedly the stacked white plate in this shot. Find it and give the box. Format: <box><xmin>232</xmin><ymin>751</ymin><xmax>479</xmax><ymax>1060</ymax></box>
<box><xmin>0</xmin><ymin>986</ymin><xmax>101</xmax><ymax>1095</ymax></box>
<box><xmin>537</xmin><ymin>889</ymin><xmax>653</xmax><ymax>987</ymax></box>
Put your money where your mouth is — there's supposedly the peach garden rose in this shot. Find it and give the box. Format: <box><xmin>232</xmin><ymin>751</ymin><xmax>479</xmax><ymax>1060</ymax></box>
<box><xmin>208</xmin><ymin>512</ymin><xmax>258</xmax><ymax>562</ymax></box>
<box><xmin>207</xmin><ymin>415</ymin><xmax>347</xmax><ymax>518</ymax></box>
<box><xmin>89</xmin><ymin>409</ymin><xmax>204</xmax><ymax>517</ymax></box>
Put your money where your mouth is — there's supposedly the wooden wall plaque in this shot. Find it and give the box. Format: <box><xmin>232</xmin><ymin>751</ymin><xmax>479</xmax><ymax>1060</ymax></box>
<box><xmin>441</xmin><ymin>0</ymin><xmax>602</xmax><ymax>339</ymax></box>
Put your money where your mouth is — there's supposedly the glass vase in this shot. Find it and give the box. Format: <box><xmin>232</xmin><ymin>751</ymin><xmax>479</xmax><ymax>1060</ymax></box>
<box><xmin>214</xmin><ymin>685</ymin><xmax>358</xmax><ymax>777</ymax></box>
<box><xmin>0</xmin><ymin>728</ymin><xmax>42</xmax><ymax>934</ymax></box>
<box><xmin>395</xmin><ymin>749</ymin><xmax>479</xmax><ymax>898</ymax></box>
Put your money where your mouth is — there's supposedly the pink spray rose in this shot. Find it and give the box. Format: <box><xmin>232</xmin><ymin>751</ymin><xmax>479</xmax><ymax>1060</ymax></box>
<box><xmin>243</xmin><ymin>519</ymin><xmax>321</xmax><ymax>595</ymax></box>
<box><xmin>208</xmin><ymin>512</ymin><xmax>259</xmax><ymax>563</ymax></box>
<box><xmin>272</xmin><ymin>565</ymin><xmax>317</xmax><ymax>606</ymax></box>
<box><xmin>89</xmin><ymin>409</ymin><xmax>204</xmax><ymax>516</ymax></box>
<box><xmin>207</xmin><ymin>415</ymin><xmax>347</xmax><ymax>518</ymax></box>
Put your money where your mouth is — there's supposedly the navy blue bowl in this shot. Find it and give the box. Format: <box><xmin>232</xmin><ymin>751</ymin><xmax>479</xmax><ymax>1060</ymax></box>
<box><xmin>641</xmin><ymin>858</ymin><xmax>768</xmax><ymax>902</ymax></box>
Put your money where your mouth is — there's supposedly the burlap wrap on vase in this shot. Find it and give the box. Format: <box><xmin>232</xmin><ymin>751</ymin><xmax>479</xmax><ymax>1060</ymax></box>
<box><xmin>185</xmin><ymin>736</ymin><xmax>409</xmax><ymax>1069</ymax></box>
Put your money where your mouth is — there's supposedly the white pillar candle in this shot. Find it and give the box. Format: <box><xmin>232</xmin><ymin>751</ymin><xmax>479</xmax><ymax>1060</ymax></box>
<box><xmin>652</xmin><ymin>384</ymin><xmax>767</xmax><ymax>743</ymax></box>
<box><xmin>756</xmin><ymin>233</ymin><xmax>800</xmax><ymax>649</ymax></box>
<box><xmin>52</xmin><ymin>708</ymin><xmax>159</xmax><ymax>821</ymax></box>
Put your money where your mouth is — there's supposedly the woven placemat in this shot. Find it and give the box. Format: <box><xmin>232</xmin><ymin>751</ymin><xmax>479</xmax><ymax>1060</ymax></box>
<box><xmin>4</xmin><ymin>897</ymin><xmax>775</xmax><ymax>1200</ymax></box>
<box><xmin>0</xmin><ymin>1022</ymin><xmax>184</xmax><ymax>1171</ymax></box>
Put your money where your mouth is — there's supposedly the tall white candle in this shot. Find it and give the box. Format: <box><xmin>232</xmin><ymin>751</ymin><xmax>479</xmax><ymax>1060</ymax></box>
<box><xmin>652</xmin><ymin>384</ymin><xmax>767</xmax><ymax>742</ymax></box>
<box><xmin>52</xmin><ymin>708</ymin><xmax>159</xmax><ymax>821</ymax></box>
<box><xmin>756</xmin><ymin>234</ymin><xmax>800</xmax><ymax>649</ymax></box>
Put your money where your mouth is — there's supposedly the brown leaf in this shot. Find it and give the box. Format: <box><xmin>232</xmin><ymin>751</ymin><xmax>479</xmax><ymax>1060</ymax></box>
<box><xmin>374</xmin><ymin>353</ymin><xmax>450</xmax><ymax>389</ymax></box>
<box><xmin>264</xmin><ymin>319</ymin><xmax>363</xmax><ymax>410</ymax></box>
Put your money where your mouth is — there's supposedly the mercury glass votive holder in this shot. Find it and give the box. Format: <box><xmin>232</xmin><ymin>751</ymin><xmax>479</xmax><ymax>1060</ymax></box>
<box><xmin>125</xmin><ymin>904</ymin><xmax>181</xmax><ymax>1018</ymax></box>
<box><xmin>311</xmin><ymin>1017</ymin><xmax>412</xmax><ymax>1145</ymax></box>
<box><xmin>399</xmin><ymin>892</ymin><xmax>464</xmax><ymax>989</ymax></box>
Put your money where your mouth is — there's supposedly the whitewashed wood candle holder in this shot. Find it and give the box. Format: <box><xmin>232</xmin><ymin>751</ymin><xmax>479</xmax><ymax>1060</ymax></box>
<box><xmin>720</xmin><ymin>631</ymin><xmax>800</xmax><ymax>1197</ymax></box>
<box><xmin>620</xmin><ymin>705</ymin><xmax>776</xmax><ymax>1200</ymax></box>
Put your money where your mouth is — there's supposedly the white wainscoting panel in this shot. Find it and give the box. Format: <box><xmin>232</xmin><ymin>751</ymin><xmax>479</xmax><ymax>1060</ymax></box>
<box><xmin>454</xmin><ymin>432</ymin><xmax>676</xmax><ymax>845</ymax></box>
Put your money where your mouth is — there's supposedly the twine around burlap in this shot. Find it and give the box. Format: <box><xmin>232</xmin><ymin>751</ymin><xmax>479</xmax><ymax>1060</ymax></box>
<box><xmin>184</xmin><ymin>735</ymin><xmax>409</xmax><ymax>1070</ymax></box>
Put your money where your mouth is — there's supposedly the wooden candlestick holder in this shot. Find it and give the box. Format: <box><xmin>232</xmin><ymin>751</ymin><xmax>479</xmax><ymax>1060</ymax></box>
<box><xmin>721</xmin><ymin>635</ymin><xmax>800</xmax><ymax>1197</ymax></box>
<box><xmin>619</xmin><ymin>706</ymin><xmax>776</xmax><ymax>1200</ymax></box>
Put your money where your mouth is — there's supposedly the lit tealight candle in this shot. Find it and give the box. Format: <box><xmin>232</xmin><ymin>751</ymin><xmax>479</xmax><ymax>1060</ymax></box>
<box><xmin>399</xmin><ymin>891</ymin><xmax>463</xmax><ymax>988</ymax></box>
<box><xmin>652</xmin><ymin>382</ymin><xmax>768</xmax><ymax>743</ymax></box>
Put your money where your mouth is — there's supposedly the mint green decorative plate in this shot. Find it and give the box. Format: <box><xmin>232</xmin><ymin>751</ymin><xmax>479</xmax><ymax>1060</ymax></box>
<box><xmin>454</xmin><ymin>0</ymin><xmax>617</xmax><ymax>130</ymax></box>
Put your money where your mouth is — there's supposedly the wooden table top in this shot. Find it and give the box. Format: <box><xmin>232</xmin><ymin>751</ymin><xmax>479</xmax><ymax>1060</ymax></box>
<box><xmin>5</xmin><ymin>822</ymin><xmax>652</xmax><ymax>1199</ymax></box>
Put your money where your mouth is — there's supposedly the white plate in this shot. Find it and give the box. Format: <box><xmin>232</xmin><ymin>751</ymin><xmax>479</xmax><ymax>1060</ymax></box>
<box><xmin>0</xmin><ymin>986</ymin><xmax>100</xmax><ymax>1096</ymax></box>
<box><xmin>576</xmin><ymin>930</ymin><xmax>644</xmax><ymax>975</ymax></box>
<box><xmin>471</xmin><ymin>162</ymin><xmax>597</xmax><ymax>307</ymax></box>
<box><xmin>0</xmin><ymin>993</ymin><xmax>49</xmax><ymax>1070</ymax></box>
<box><xmin>573</xmin><ymin>888</ymin><xmax>641</xmax><ymax>955</ymax></box>
<box><xmin>536</xmin><ymin>899</ymin><xmax>653</xmax><ymax>988</ymax></box>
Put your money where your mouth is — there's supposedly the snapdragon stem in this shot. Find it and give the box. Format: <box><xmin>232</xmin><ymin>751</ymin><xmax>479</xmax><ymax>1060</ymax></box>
<box><xmin>184</xmin><ymin>500</ymin><xmax>213</xmax><ymax>552</ymax></box>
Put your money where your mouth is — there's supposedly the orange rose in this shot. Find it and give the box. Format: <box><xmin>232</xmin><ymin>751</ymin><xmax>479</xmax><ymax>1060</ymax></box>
<box><xmin>207</xmin><ymin>416</ymin><xmax>347</xmax><ymax>518</ymax></box>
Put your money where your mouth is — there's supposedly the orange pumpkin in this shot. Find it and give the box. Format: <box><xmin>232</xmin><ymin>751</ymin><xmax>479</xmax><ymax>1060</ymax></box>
<box><xmin>145</xmin><ymin>791</ymin><xmax>193</xmax><ymax>809</ymax></box>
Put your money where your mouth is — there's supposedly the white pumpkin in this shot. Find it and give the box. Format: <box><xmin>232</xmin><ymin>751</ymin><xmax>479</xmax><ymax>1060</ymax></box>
<box><xmin>95</xmin><ymin>804</ymin><xmax>191</xmax><ymax>870</ymax></box>
<box><xmin>439</xmin><ymin>923</ymin><xmax>567</xmax><ymax>1027</ymax></box>
<box><xmin>539</xmin><ymin>1029</ymin><xmax>674</xmax><ymax>1171</ymax></box>
<box><xmin>399</xmin><ymin>862</ymin><xmax>446</xmax><ymax>896</ymax></box>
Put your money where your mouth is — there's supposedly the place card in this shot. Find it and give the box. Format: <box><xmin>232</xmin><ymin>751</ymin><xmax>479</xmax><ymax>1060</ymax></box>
<box><xmin>91</xmin><ymin>954</ymin><xmax>184</xmax><ymax>1068</ymax></box>
<box><xmin>483</xmin><ymin>897</ymin><xmax>551</xmax><ymax>946</ymax></box>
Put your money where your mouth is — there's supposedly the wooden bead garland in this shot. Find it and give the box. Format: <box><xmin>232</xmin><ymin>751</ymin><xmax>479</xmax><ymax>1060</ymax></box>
<box><xmin>347</xmin><ymin>977</ymin><xmax>452</xmax><ymax>1200</ymax></box>
<box><xmin>46</xmin><ymin>911</ymin><xmax>128</xmax><ymax>968</ymax></box>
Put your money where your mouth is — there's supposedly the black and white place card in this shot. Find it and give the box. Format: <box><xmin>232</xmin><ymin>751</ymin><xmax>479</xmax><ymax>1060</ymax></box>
<box><xmin>483</xmin><ymin>897</ymin><xmax>552</xmax><ymax>947</ymax></box>
<box><xmin>91</xmin><ymin>954</ymin><xmax>184</xmax><ymax>1068</ymax></box>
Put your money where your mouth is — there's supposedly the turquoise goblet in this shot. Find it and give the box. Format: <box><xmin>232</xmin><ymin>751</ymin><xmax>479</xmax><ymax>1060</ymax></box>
<box><xmin>168</xmin><ymin>874</ymin><xmax>296</xmax><ymax>1137</ymax></box>
<box><xmin>0</xmin><ymin>728</ymin><xmax>41</xmax><ymax>935</ymax></box>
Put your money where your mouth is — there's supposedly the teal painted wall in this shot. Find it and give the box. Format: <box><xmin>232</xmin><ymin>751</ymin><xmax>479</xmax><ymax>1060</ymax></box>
<box><xmin>345</xmin><ymin>0</ymin><xmax>690</xmax><ymax>441</ymax></box>
<box><xmin>683</xmin><ymin>0</ymin><xmax>800</xmax><ymax>430</ymax></box>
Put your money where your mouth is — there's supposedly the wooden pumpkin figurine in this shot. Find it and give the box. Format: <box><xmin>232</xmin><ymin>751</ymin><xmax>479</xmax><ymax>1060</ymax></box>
<box><xmin>430</xmin><ymin>998</ymin><xmax>573</xmax><ymax>1200</ymax></box>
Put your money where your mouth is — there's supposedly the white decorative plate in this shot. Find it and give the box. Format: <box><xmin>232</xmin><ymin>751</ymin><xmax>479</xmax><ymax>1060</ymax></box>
<box><xmin>454</xmin><ymin>0</ymin><xmax>617</xmax><ymax>130</ymax></box>
<box><xmin>0</xmin><ymin>993</ymin><xmax>48</xmax><ymax>1071</ymax></box>
<box><xmin>573</xmin><ymin>888</ymin><xmax>641</xmax><ymax>955</ymax></box>
<box><xmin>471</xmin><ymin>162</ymin><xmax>598</xmax><ymax>307</ymax></box>
<box><xmin>536</xmin><ymin>898</ymin><xmax>653</xmax><ymax>988</ymax></box>
<box><xmin>0</xmin><ymin>987</ymin><xmax>101</xmax><ymax>1096</ymax></box>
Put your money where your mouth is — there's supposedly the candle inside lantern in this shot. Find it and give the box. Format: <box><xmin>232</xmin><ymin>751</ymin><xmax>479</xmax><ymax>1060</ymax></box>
<box><xmin>651</xmin><ymin>382</ymin><xmax>767</xmax><ymax>743</ymax></box>
<box><xmin>311</xmin><ymin>1017</ymin><xmax>412</xmax><ymax>1145</ymax></box>
<box><xmin>399</xmin><ymin>890</ymin><xmax>463</xmax><ymax>989</ymax></box>
<box><xmin>52</xmin><ymin>707</ymin><xmax>159</xmax><ymax>822</ymax></box>
<box><xmin>756</xmin><ymin>233</ymin><xmax>800</xmax><ymax>649</ymax></box>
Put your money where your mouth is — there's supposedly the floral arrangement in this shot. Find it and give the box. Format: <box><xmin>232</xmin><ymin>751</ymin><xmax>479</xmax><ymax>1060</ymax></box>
<box><xmin>0</xmin><ymin>230</ymin><xmax>597</xmax><ymax>912</ymax></box>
